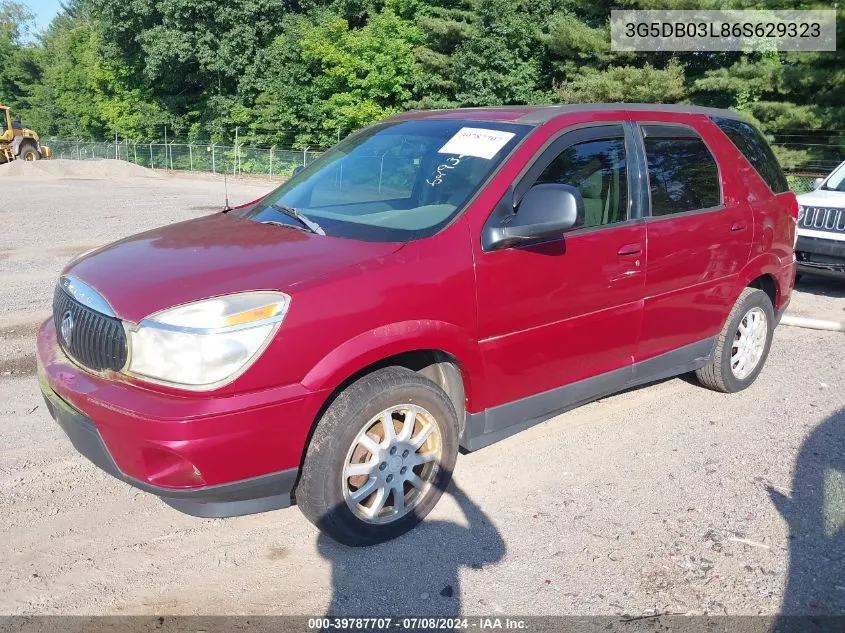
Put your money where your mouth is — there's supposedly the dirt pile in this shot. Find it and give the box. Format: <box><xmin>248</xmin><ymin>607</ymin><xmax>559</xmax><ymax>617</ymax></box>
<box><xmin>0</xmin><ymin>159</ymin><xmax>163</xmax><ymax>180</ymax></box>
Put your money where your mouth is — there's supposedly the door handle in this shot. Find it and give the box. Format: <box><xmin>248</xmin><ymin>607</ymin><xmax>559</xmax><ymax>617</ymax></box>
<box><xmin>730</xmin><ymin>221</ymin><xmax>748</xmax><ymax>232</ymax></box>
<box><xmin>617</xmin><ymin>243</ymin><xmax>642</xmax><ymax>256</ymax></box>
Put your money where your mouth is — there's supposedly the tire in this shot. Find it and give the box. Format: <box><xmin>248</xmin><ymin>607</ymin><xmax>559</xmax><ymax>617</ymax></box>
<box><xmin>18</xmin><ymin>144</ymin><xmax>40</xmax><ymax>161</ymax></box>
<box><xmin>695</xmin><ymin>287</ymin><xmax>775</xmax><ymax>393</ymax></box>
<box><xmin>297</xmin><ymin>366</ymin><xmax>459</xmax><ymax>546</ymax></box>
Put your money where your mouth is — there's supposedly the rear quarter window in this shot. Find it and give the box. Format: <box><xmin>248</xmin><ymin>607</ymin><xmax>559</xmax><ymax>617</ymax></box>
<box><xmin>712</xmin><ymin>117</ymin><xmax>789</xmax><ymax>194</ymax></box>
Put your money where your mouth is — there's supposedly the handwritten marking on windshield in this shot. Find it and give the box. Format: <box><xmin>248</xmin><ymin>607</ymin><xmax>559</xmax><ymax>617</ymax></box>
<box><xmin>427</xmin><ymin>155</ymin><xmax>464</xmax><ymax>187</ymax></box>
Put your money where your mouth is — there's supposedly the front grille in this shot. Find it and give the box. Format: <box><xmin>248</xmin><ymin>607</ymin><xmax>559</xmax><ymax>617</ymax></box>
<box><xmin>798</xmin><ymin>206</ymin><xmax>845</xmax><ymax>235</ymax></box>
<box><xmin>53</xmin><ymin>287</ymin><xmax>128</xmax><ymax>372</ymax></box>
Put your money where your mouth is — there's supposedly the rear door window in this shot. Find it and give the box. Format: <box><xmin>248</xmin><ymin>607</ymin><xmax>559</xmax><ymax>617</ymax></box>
<box><xmin>641</xmin><ymin>125</ymin><xmax>721</xmax><ymax>217</ymax></box>
<box><xmin>711</xmin><ymin>117</ymin><xmax>788</xmax><ymax>194</ymax></box>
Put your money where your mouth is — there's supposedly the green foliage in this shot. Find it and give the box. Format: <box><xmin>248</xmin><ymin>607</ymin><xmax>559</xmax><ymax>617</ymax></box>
<box><xmin>0</xmin><ymin>1</ymin><xmax>36</xmax><ymax>109</ymax></box>
<box><xmin>300</xmin><ymin>9</ymin><xmax>424</xmax><ymax>137</ymax></box>
<box><xmin>251</xmin><ymin>6</ymin><xmax>424</xmax><ymax>148</ymax></box>
<box><xmin>2</xmin><ymin>0</ymin><xmax>842</xmax><ymax>171</ymax></box>
<box><xmin>451</xmin><ymin>0</ymin><xmax>548</xmax><ymax>106</ymax></box>
<box><xmin>557</xmin><ymin>60</ymin><xmax>686</xmax><ymax>104</ymax></box>
<box><xmin>773</xmin><ymin>146</ymin><xmax>813</xmax><ymax>171</ymax></box>
<box><xmin>19</xmin><ymin>10</ymin><xmax>170</xmax><ymax>139</ymax></box>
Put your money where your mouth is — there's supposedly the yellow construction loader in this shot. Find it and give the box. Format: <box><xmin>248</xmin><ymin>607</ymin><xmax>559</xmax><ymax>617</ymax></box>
<box><xmin>0</xmin><ymin>102</ymin><xmax>52</xmax><ymax>162</ymax></box>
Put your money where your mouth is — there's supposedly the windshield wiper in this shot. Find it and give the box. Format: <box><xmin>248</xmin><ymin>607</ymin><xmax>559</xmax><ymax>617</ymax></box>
<box><xmin>268</xmin><ymin>203</ymin><xmax>326</xmax><ymax>236</ymax></box>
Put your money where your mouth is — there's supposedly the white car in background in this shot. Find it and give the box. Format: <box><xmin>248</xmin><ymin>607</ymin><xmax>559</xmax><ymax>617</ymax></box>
<box><xmin>796</xmin><ymin>161</ymin><xmax>845</xmax><ymax>280</ymax></box>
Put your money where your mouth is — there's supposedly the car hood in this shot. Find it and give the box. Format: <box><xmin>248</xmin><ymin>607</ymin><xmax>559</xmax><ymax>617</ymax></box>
<box><xmin>64</xmin><ymin>213</ymin><xmax>403</xmax><ymax>323</ymax></box>
<box><xmin>796</xmin><ymin>189</ymin><xmax>845</xmax><ymax>207</ymax></box>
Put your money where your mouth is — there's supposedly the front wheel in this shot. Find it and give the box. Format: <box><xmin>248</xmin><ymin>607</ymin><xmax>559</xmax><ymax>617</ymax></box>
<box><xmin>695</xmin><ymin>287</ymin><xmax>775</xmax><ymax>393</ymax></box>
<box><xmin>19</xmin><ymin>144</ymin><xmax>40</xmax><ymax>161</ymax></box>
<box><xmin>296</xmin><ymin>367</ymin><xmax>459</xmax><ymax>546</ymax></box>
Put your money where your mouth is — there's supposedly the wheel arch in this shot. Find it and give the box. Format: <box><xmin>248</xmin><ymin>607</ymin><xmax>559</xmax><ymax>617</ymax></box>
<box><xmin>747</xmin><ymin>273</ymin><xmax>778</xmax><ymax>308</ymax></box>
<box><xmin>300</xmin><ymin>321</ymin><xmax>483</xmax><ymax>470</ymax></box>
<box><xmin>14</xmin><ymin>136</ymin><xmax>38</xmax><ymax>156</ymax></box>
<box><xmin>300</xmin><ymin>321</ymin><xmax>482</xmax><ymax>451</ymax></box>
<box><xmin>736</xmin><ymin>253</ymin><xmax>787</xmax><ymax>310</ymax></box>
<box><xmin>315</xmin><ymin>349</ymin><xmax>466</xmax><ymax>432</ymax></box>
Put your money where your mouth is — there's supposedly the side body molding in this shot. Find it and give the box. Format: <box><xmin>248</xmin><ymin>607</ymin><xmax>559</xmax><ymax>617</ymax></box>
<box><xmin>462</xmin><ymin>337</ymin><xmax>716</xmax><ymax>451</ymax></box>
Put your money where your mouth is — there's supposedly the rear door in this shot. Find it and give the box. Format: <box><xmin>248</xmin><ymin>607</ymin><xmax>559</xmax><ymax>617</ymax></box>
<box><xmin>635</xmin><ymin>121</ymin><xmax>753</xmax><ymax>363</ymax></box>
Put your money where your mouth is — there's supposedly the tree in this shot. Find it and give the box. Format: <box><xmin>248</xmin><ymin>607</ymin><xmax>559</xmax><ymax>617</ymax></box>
<box><xmin>557</xmin><ymin>60</ymin><xmax>687</xmax><ymax>104</ymax></box>
<box><xmin>0</xmin><ymin>1</ymin><xmax>36</xmax><ymax>109</ymax></box>
<box><xmin>21</xmin><ymin>8</ymin><xmax>168</xmax><ymax>140</ymax></box>
<box><xmin>408</xmin><ymin>0</ymin><xmax>475</xmax><ymax>108</ymax></box>
<box><xmin>451</xmin><ymin>0</ymin><xmax>548</xmax><ymax>106</ymax></box>
<box><xmin>255</xmin><ymin>4</ymin><xmax>424</xmax><ymax>147</ymax></box>
<box><xmin>0</xmin><ymin>0</ymin><xmax>840</xmax><ymax>174</ymax></box>
<box><xmin>84</xmin><ymin>0</ymin><xmax>297</xmax><ymax>139</ymax></box>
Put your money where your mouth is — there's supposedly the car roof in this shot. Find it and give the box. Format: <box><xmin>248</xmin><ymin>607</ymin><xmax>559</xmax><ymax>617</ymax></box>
<box><xmin>389</xmin><ymin>103</ymin><xmax>747</xmax><ymax>126</ymax></box>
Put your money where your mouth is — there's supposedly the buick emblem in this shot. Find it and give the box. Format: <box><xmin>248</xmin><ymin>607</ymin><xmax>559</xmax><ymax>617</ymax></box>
<box><xmin>60</xmin><ymin>310</ymin><xmax>75</xmax><ymax>346</ymax></box>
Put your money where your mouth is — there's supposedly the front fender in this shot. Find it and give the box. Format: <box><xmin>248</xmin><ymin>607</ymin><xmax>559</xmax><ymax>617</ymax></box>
<box><xmin>301</xmin><ymin>320</ymin><xmax>483</xmax><ymax>412</ymax></box>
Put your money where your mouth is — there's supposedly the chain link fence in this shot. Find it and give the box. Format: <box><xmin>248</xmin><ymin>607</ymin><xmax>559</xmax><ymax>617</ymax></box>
<box><xmin>44</xmin><ymin>138</ymin><xmax>828</xmax><ymax>193</ymax></box>
<box><xmin>786</xmin><ymin>173</ymin><xmax>826</xmax><ymax>195</ymax></box>
<box><xmin>46</xmin><ymin>140</ymin><xmax>324</xmax><ymax>178</ymax></box>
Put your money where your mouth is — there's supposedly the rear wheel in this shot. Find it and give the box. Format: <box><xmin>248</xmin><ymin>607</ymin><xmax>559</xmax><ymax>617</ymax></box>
<box><xmin>296</xmin><ymin>366</ymin><xmax>459</xmax><ymax>546</ymax></box>
<box><xmin>695</xmin><ymin>287</ymin><xmax>775</xmax><ymax>393</ymax></box>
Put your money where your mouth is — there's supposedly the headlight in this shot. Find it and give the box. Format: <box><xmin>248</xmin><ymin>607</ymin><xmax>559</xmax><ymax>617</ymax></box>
<box><xmin>126</xmin><ymin>291</ymin><xmax>290</xmax><ymax>389</ymax></box>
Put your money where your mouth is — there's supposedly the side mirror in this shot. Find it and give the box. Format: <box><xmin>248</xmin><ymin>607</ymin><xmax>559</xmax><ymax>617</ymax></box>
<box><xmin>814</xmin><ymin>177</ymin><xmax>825</xmax><ymax>189</ymax></box>
<box><xmin>484</xmin><ymin>184</ymin><xmax>585</xmax><ymax>251</ymax></box>
<box><xmin>293</xmin><ymin>165</ymin><xmax>305</xmax><ymax>176</ymax></box>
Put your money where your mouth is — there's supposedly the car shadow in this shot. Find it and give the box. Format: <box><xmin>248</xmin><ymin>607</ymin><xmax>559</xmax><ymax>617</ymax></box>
<box><xmin>316</xmin><ymin>478</ymin><xmax>504</xmax><ymax>617</ymax></box>
<box><xmin>769</xmin><ymin>407</ymin><xmax>845</xmax><ymax>631</ymax></box>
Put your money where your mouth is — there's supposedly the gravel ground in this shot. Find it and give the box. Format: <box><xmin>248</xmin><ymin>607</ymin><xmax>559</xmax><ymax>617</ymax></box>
<box><xmin>1</xmin><ymin>162</ymin><xmax>843</xmax><ymax>617</ymax></box>
<box><xmin>788</xmin><ymin>276</ymin><xmax>845</xmax><ymax>324</ymax></box>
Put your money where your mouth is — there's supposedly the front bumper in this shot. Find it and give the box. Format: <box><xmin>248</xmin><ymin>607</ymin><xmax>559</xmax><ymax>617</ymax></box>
<box><xmin>36</xmin><ymin>318</ymin><xmax>329</xmax><ymax>517</ymax></box>
<box><xmin>796</xmin><ymin>234</ymin><xmax>845</xmax><ymax>279</ymax></box>
<box><xmin>41</xmin><ymin>385</ymin><xmax>297</xmax><ymax>517</ymax></box>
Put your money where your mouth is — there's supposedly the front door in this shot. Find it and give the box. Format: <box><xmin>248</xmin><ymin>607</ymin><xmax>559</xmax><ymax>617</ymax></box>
<box><xmin>474</xmin><ymin>123</ymin><xmax>646</xmax><ymax>418</ymax></box>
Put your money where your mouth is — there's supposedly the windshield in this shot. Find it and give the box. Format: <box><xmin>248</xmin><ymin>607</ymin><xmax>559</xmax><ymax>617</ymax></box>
<box><xmin>244</xmin><ymin>119</ymin><xmax>530</xmax><ymax>241</ymax></box>
<box><xmin>822</xmin><ymin>162</ymin><xmax>845</xmax><ymax>193</ymax></box>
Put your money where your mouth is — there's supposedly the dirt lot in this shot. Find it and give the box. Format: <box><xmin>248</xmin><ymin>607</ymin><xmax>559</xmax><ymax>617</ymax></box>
<box><xmin>786</xmin><ymin>276</ymin><xmax>845</xmax><ymax>324</ymax></box>
<box><xmin>1</xmin><ymin>161</ymin><xmax>843</xmax><ymax>617</ymax></box>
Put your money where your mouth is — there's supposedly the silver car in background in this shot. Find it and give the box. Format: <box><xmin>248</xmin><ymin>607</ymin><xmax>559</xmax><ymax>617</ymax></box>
<box><xmin>796</xmin><ymin>161</ymin><xmax>845</xmax><ymax>280</ymax></box>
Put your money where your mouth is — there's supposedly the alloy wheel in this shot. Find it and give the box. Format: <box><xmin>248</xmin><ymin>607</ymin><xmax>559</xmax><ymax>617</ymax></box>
<box><xmin>342</xmin><ymin>404</ymin><xmax>442</xmax><ymax>524</ymax></box>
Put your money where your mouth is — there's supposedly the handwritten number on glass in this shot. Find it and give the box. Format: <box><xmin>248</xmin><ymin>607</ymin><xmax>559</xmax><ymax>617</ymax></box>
<box><xmin>427</xmin><ymin>155</ymin><xmax>464</xmax><ymax>187</ymax></box>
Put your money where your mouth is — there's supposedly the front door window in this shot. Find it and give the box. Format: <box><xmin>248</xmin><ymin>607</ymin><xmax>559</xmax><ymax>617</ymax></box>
<box><xmin>533</xmin><ymin>136</ymin><xmax>630</xmax><ymax>228</ymax></box>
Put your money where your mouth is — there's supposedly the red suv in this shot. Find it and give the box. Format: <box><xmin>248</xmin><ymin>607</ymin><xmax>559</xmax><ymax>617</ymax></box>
<box><xmin>37</xmin><ymin>105</ymin><xmax>798</xmax><ymax>545</ymax></box>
